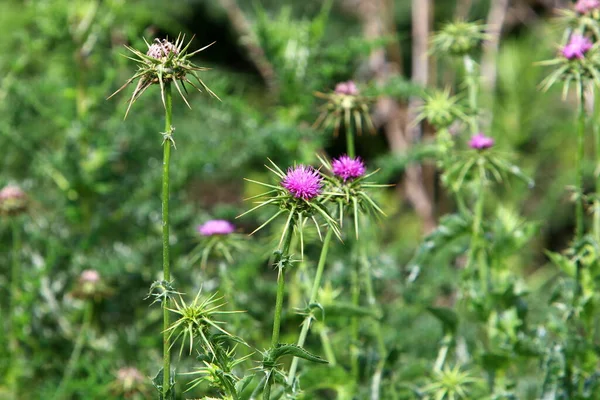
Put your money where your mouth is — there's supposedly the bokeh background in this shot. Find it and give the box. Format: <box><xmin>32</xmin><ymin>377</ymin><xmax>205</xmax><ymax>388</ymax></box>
<box><xmin>0</xmin><ymin>0</ymin><xmax>584</xmax><ymax>398</ymax></box>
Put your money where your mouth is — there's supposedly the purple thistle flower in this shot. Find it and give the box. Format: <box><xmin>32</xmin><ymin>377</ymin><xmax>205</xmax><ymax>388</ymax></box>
<box><xmin>281</xmin><ymin>165</ymin><xmax>323</xmax><ymax>200</ymax></box>
<box><xmin>198</xmin><ymin>220</ymin><xmax>236</xmax><ymax>236</ymax></box>
<box><xmin>335</xmin><ymin>80</ymin><xmax>359</xmax><ymax>96</ymax></box>
<box><xmin>575</xmin><ymin>0</ymin><xmax>600</xmax><ymax>14</ymax></box>
<box><xmin>562</xmin><ymin>35</ymin><xmax>593</xmax><ymax>60</ymax></box>
<box><xmin>469</xmin><ymin>133</ymin><xmax>495</xmax><ymax>150</ymax></box>
<box><xmin>332</xmin><ymin>155</ymin><xmax>367</xmax><ymax>181</ymax></box>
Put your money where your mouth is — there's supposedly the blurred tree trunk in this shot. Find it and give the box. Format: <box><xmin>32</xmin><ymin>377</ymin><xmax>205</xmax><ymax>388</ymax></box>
<box><xmin>356</xmin><ymin>0</ymin><xmax>436</xmax><ymax>233</ymax></box>
<box><xmin>217</xmin><ymin>0</ymin><xmax>279</xmax><ymax>96</ymax></box>
<box><xmin>482</xmin><ymin>0</ymin><xmax>509</xmax><ymax>94</ymax></box>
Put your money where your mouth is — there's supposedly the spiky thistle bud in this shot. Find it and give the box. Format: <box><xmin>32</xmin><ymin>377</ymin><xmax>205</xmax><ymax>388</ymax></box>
<box><xmin>108</xmin><ymin>35</ymin><xmax>219</xmax><ymax>118</ymax></box>
<box><xmin>431</xmin><ymin>21</ymin><xmax>488</xmax><ymax>57</ymax></box>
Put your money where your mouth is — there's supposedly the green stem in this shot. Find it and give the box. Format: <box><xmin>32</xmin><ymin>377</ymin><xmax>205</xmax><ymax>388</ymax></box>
<box><xmin>8</xmin><ymin>219</ymin><xmax>21</xmax><ymax>399</ymax></box>
<box><xmin>466</xmin><ymin>163</ymin><xmax>486</xmax><ymax>290</ymax></box>
<box><xmin>53</xmin><ymin>301</ymin><xmax>93</xmax><ymax>400</ymax></box>
<box><xmin>350</xmin><ymin>262</ymin><xmax>360</xmax><ymax>382</ymax></box>
<box><xmin>576</xmin><ymin>86</ymin><xmax>586</xmax><ymax>243</ymax></box>
<box><xmin>360</xmin><ymin>248</ymin><xmax>386</xmax><ymax>400</ymax></box>
<box><xmin>594</xmin><ymin>85</ymin><xmax>600</xmax><ymax>242</ymax></box>
<box><xmin>264</xmin><ymin>215</ymin><xmax>295</xmax><ymax>400</ymax></box>
<box><xmin>463</xmin><ymin>55</ymin><xmax>479</xmax><ymax>135</ymax></box>
<box><xmin>433</xmin><ymin>334</ymin><xmax>452</xmax><ymax>371</ymax></box>
<box><xmin>162</xmin><ymin>82</ymin><xmax>173</xmax><ymax>398</ymax></box>
<box><xmin>318</xmin><ymin>325</ymin><xmax>337</xmax><ymax>365</ymax></box>
<box><xmin>287</xmin><ymin>228</ymin><xmax>334</xmax><ymax>385</ymax></box>
<box><xmin>346</xmin><ymin>126</ymin><xmax>356</xmax><ymax>158</ymax></box>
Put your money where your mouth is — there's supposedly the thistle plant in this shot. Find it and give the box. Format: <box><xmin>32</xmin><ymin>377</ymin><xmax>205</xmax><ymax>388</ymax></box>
<box><xmin>109</xmin><ymin>367</ymin><xmax>151</xmax><ymax>400</ymax></box>
<box><xmin>110</xmin><ymin>34</ymin><xmax>217</xmax><ymax>399</ymax></box>
<box><xmin>313</xmin><ymin>81</ymin><xmax>375</xmax><ymax>157</ymax></box>
<box><xmin>239</xmin><ymin>160</ymin><xmax>341</xmax><ymax>398</ymax></box>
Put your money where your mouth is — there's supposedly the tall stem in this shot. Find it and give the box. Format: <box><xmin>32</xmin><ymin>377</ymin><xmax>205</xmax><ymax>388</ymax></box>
<box><xmin>8</xmin><ymin>219</ymin><xmax>21</xmax><ymax>399</ymax></box>
<box><xmin>264</xmin><ymin>216</ymin><xmax>295</xmax><ymax>400</ymax></box>
<box><xmin>464</xmin><ymin>55</ymin><xmax>479</xmax><ymax>135</ymax></box>
<box><xmin>594</xmin><ymin>86</ymin><xmax>600</xmax><ymax>242</ymax></box>
<box><xmin>346</xmin><ymin>125</ymin><xmax>356</xmax><ymax>158</ymax></box>
<box><xmin>287</xmin><ymin>229</ymin><xmax>334</xmax><ymax>384</ymax></box>
<box><xmin>162</xmin><ymin>82</ymin><xmax>173</xmax><ymax>398</ymax></box>
<box><xmin>361</xmin><ymin>246</ymin><xmax>386</xmax><ymax>400</ymax></box>
<box><xmin>466</xmin><ymin>163</ymin><xmax>487</xmax><ymax>290</ymax></box>
<box><xmin>53</xmin><ymin>301</ymin><xmax>93</xmax><ymax>400</ymax></box>
<box><xmin>576</xmin><ymin>87</ymin><xmax>586</xmax><ymax>243</ymax></box>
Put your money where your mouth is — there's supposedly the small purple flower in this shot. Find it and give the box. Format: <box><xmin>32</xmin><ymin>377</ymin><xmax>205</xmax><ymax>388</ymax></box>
<box><xmin>335</xmin><ymin>81</ymin><xmax>359</xmax><ymax>96</ymax></box>
<box><xmin>198</xmin><ymin>220</ymin><xmax>236</xmax><ymax>236</ymax></box>
<box><xmin>562</xmin><ymin>35</ymin><xmax>593</xmax><ymax>60</ymax></box>
<box><xmin>80</xmin><ymin>269</ymin><xmax>101</xmax><ymax>284</ymax></box>
<box><xmin>469</xmin><ymin>133</ymin><xmax>495</xmax><ymax>150</ymax></box>
<box><xmin>332</xmin><ymin>155</ymin><xmax>366</xmax><ymax>181</ymax></box>
<box><xmin>281</xmin><ymin>165</ymin><xmax>323</xmax><ymax>200</ymax></box>
<box><xmin>146</xmin><ymin>39</ymin><xmax>179</xmax><ymax>60</ymax></box>
<box><xmin>575</xmin><ymin>0</ymin><xmax>600</xmax><ymax>14</ymax></box>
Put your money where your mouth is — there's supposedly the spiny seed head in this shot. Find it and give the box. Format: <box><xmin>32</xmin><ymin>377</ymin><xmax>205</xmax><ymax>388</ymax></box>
<box><xmin>197</xmin><ymin>220</ymin><xmax>235</xmax><ymax>236</ymax></box>
<box><xmin>469</xmin><ymin>133</ymin><xmax>494</xmax><ymax>150</ymax></box>
<box><xmin>281</xmin><ymin>165</ymin><xmax>323</xmax><ymax>200</ymax></box>
<box><xmin>562</xmin><ymin>34</ymin><xmax>593</xmax><ymax>60</ymax></box>
<box><xmin>0</xmin><ymin>185</ymin><xmax>27</xmax><ymax>216</ymax></box>
<box><xmin>332</xmin><ymin>155</ymin><xmax>366</xmax><ymax>181</ymax></box>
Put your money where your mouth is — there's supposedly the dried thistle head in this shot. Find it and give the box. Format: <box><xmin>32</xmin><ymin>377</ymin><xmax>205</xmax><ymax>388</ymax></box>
<box><xmin>108</xmin><ymin>34</ymin><xmax>219</xmax><ymax>118</ymax></box>
<box><xmin>313</xmin><ymin>81</ymin><xmax>376</xmax><ymax>137</ymax></box>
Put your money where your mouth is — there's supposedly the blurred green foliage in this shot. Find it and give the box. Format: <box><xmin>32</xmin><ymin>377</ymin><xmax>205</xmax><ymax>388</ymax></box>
<box><xmin>0</xmin><ymin>0</ymin><xmax>591</xmax><ymax>399</ymax></box>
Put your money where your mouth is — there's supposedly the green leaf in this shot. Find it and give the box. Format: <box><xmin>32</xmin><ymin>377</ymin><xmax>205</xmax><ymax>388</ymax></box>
<box><xmin>235</xmin><ymin>375</ymin><xmax>254</xmax><ymax>396</ymax></box>
<box><xmin>426</xmin><ymin>306</ymin><xmax>458</xmax><ymax>334</ymax></box>
<box><xmin>152</xmin><ymin>368</ymin><xmax>176</xmax><ymax>400</ymax></box>
<box><xmin>325</xmin><ymin>302</ymin><xmax>382</xmax><ymax>319</ymax></box>
<box><xmin>271</xmin><ymin>344</ymin><xmax>328</xmax><ymax>364</ymax></box>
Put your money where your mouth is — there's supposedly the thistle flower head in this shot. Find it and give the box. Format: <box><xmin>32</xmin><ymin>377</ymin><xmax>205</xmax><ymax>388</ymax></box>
<box><xmin>108</xmin><ymin>34</ymin><xmax>219</xmax><ymax>118</ymax></box>
<box><xmin>110</xmin><ymin>367</ymin><xmax>149</xmax><ymax>399</ymax></box>
<box><xmin>334</xmin><ymin>80</ymin><xmax>359</xmax><ymax>96</ymax></box>
<box><xmin>72</xmin><ymin>269</ymin><xmax>111</xmax><ymax>301</ymax></box>
<box><xmin>147</xmin><ymin>39</ymin><xmax>179</xmax><ymax>59</ymax></box>
<box><xmin>469</xmin><ymin>133</ymin><xmax>494</xmax><ymax>150</ymax></box>
<box><xmin>431</xmin><ymin>21</ymin><xmax>488</xmax><ymax>56</ymax></box>
<box><xmin>281</xmin><ymin>165</ymin><xmax>323</xmax><ymax>200</ymax></box>
<box><xmin>0</xmin><ymin>185</ymin><xmax>27</xmax><ymax>216</ymax></box>
<box><xmin>562</xmin><ymin>34</ymin><xmax>593</xmax><ymax>59</ymax></box>
<box><xmin>198</xmin><ymin>220</ymin><xmax>235</xmax><ymax>236</ymax></box>
<box><xmin>238</xmin><ymin>159</ymin><xmax>341</xmax><ymax>252</ymax></box>
<box><xmin>318</xmin><ymin>154</ymin><xmax>388</xmax><ymax>239</ymax></box>
<box><xmin>576</xmin><ymin>0</ymin><xmax>600</xmax><ymax>14</ymax></box>
<box><xmin>332</xmin><ymin>155</ymin><xmax>366</xmax><ymax>181</ymax></box>
<box><xmin>314</xmin><ymin>82</ymin><xmax>375</xmax><ymax>137</ymax></box>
